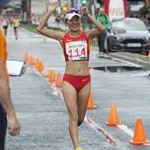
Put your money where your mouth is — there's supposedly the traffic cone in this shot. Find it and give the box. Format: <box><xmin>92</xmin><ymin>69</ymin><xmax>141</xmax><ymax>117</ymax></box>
<box><xmin>35</xmin><ymin>58</ymin><xmax>40</xmax><ymax>69</ymax></box>
<box><xmin>55</xmin><ymin>73</ymin><xmax>62</xmax><ymax>87</ymax></box>
<box><xmin>36</xmin><ymin>59</ymin><xmax>41</xmax><ymax>71</ymax></box>
<box><xmin>38</xmin><ymin>61</ymin><xmax>44</xmax><ymax>72</ymax></box>
<box><xmin>129</xmin><ymin>118</ymin><xmax>149</xmax><ymax>145</ymax></box>
<box><xmin>24</xmin><ymin>52</ymin><xmax>29</xmax><ymax>62</ymax></box>
<box><xmin>29</xmin><ymin>55</ymin><xmax>35</xmax><ymax>65</ymax></box>
<box><xmin>106</xmin><ymin>103</ymin><xmax>121</xmax><ymax>126</ymax></box>
<box><xmin>87</xmin><ymin>92</ymin><xmax>96</xmax><ymax>109</ymax></box>
<box><xmin>48</xmin><ymin>69</ymin><xmax>55</xmax><ymax>84</ymax></box>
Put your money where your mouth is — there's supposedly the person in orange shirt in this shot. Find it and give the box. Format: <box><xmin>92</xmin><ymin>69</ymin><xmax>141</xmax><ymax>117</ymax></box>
<box><xmin>0</xmin><ymin>1</ymin><xmax>21</xmax><ymax>150</ymax></box>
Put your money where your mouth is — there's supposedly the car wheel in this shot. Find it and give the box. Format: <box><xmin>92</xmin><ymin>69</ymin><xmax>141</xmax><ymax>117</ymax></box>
<box><xmin>146</xmin><ymin>51</ymin><xmax>149</xmax><ymax>55</ymax></box>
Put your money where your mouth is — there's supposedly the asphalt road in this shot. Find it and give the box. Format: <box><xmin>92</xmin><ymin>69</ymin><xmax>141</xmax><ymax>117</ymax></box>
<box><xmin>5</xmin><ymin>27</ymin><xmax>150</xmax><ymax>150</ymax></box>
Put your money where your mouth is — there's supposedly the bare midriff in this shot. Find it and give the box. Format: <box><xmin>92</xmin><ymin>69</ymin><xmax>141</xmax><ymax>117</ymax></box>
<box><xmin>65</xmin><ymin>61</ymin><xmax>89</xmax><ymax>76</ymax></box>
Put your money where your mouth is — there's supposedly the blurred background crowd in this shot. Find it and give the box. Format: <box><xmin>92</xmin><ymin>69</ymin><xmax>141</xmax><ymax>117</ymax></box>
<box><xmin>0</xmin><ymin>0</ymin><xmax>149</xmax><ymax>29</ymax></box>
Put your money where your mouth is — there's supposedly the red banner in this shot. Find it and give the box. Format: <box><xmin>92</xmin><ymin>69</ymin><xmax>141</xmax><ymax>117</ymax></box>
<box><xmin>105</xmin><ymin>0</ymin><xmax>127</xmax><ymax>21</ymax></box>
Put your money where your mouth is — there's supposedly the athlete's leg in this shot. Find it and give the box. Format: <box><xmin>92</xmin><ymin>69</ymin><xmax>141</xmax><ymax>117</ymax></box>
<box><xmin>14</xmin><ymin>27</ymin><xmax>18</xmax><ymax>39</ymax></box>
<box><xmin>5</xmin><ymin>28</ymin><xmax>7</xmax><ymax>36</ymax></box>
<box><xmin>15</xmin><ymin>27</ymin><xmax>18</xmax><ymax>39</ymax></box>
<box><xmin>77</xmin><ymin>82</ymin><xmax>91</xmax><ymax>126</ymax></box>
<box><xmin>3</xmin><ymin>27</ymin><xmax>7</xmax><ymax>36</ymax></box>
<box><xmin>62</xmin><ymin>81</ymin><xmax>79</xmax><ymax>149</ymax></box>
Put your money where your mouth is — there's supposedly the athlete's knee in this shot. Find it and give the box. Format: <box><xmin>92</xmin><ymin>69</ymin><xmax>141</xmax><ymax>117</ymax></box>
<box><xmin>77</xmin><ymin>120</ymin><xmax>83</xmax><ymax>127</ymax></box>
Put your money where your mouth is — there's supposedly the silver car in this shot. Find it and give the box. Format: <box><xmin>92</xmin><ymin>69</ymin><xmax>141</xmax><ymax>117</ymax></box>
<box><xmin>106</xmin><ymin>18</ymin><xmax>150</xmax><ymax>54</ymax></box>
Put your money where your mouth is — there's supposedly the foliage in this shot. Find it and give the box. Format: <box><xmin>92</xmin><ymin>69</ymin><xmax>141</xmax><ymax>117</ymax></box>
<box><xmin>140</xmin><ymin>5</ymin><xmax>150</xmax><ymax>17</ymax></box>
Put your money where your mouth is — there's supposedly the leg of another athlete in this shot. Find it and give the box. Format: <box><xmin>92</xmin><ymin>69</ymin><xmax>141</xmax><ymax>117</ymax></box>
<box><xmin>62</xmin><ymin>82</ymin><xmax>79</xmax><ymax>149</ymax></box>
<box><xmin>15</xmin><ymin>27</ymin><xmax>18</xmax><ymax>39</ymax></box>
<box><xmin>14</xmin><ymin>27</ymin><xmax>16</xmax><ymax>38</ymax></box>
<box><xmin>77</xmin><ymin>82</ymin><xmax>91</xmax><ymax>127</ymax></box>
<box><xmin>14</xmin><ymin>27</ymin><xmax>18</xmax><ymax>40</ymax></box>
<box><xmin>3</xmin><ymin>27</ymin><xmax>7</xmax><ymax>36</ymax></box>
<box><xmin>5</xmin><ymin>27</ymin><xmax>7</xmax><ymax>36</ymax></box>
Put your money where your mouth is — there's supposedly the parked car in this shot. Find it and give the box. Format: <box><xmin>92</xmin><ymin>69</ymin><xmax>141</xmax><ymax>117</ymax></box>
<box><xmin>106</xmin><ymin>17</ymin><xmax>150</xmax><ymax>54</ymax></box>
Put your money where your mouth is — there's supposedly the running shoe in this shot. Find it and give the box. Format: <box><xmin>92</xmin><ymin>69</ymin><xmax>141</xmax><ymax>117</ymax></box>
<box><xmin>75</xmin><ymin>148</ymin><xmax>83</xmax><ymax>150</ymax></box>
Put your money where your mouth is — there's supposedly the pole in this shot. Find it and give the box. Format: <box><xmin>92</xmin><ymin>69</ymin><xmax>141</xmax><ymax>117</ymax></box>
<box><xmin>21</xmin><ymin>0</ymin><xmax>26</xmax><ymax>22</ymax></box>
<box><xmin>27</xmin><ymin>0</ymin><xmax>31</xmax><ymax>23</ymax></box>
<box><xmin>21</xmin><ymin>0</ymin><xmax>31</xmax><ymax>23</ymax></box>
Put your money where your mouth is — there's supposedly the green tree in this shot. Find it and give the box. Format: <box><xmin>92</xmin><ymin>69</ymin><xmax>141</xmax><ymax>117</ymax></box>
<box><xmin>140</xmin><ymin>0</ymin><xmax>150</xmax><ymax>18</ymax></box>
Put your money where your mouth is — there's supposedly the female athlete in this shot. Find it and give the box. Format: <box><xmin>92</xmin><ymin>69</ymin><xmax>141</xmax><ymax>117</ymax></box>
<box><xmin>37</xmin><ymin>2</ymin><xmax>105</xmax><ymax>150</ymax></box>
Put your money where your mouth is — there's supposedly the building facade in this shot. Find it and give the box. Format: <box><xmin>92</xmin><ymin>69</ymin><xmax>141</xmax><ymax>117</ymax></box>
<box><xmin>31</xmin><ymin>0</ymin><xmax>72</xmax><ymax>15</ymax></box>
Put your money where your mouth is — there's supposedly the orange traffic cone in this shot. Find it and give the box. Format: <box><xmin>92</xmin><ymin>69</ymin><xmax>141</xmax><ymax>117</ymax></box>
<box><xmin>24</xmin><ymin>52</ymin><xmax>29</xmax><ymax>62</ymax></box>
<box><xmin>49</xmin><ymin>69</ymin><xmax>55</xmax><ymax>84</ymax></box>
<box><xmin>38</xmin><ymin>61</ymin><xmax>44</xmax><ymax>72</ymax></box>
<box><xmin>106</xmin><ymin>103</ymin><xmax>121</xmax><ymax>126</ymax></box>
<box><xmin>55</xmin><ymin>73</ymin><xmax>62</xmax><ymax>87</ymax></box>
<box><xmin>35</xmin><ymin>58</ymin><xmax>40</xmax><ymax>69</ymax></box>
<box><xmin>29</xmin><ymin>55</ymin><xmax>35</xmax><ymax>65</ymax></box>
<box><xmin>129</xmin><ymin>118</ymin><xmax>149</xmax><ymax>145</ymax></box>
<box><xmin>87</xmin><ymin>92</ymin><xmax>96</xmax><ymax>109</ymax></box>
<box><xmin>36</xmin><ymin>59</ymin><xmax>41</xmax><ymax>70</ymax></box>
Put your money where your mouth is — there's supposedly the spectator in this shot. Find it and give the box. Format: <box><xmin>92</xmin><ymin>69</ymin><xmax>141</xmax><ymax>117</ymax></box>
<box><xmin>96</xmin><ymin>7</ymin><xmax>111</xmax><ymax>54</ymax></box>
<box><xmin>0</xmin><ymin>1</ymin><xmax>21</xmax><ymax>150</ymax></box>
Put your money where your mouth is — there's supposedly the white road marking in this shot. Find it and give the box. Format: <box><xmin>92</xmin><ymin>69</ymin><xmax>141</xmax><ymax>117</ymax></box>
<box><xmin>84</xmin><ymin>116</ymin><xmax>117</xmax><ymax>146</ymax></box>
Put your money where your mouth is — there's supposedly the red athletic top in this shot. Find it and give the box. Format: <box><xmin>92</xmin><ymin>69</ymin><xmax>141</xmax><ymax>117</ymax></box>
<box><xmin>62</xmin><ymin>31</ymin><xmax>90</xmax><ymax>62</ymax></box>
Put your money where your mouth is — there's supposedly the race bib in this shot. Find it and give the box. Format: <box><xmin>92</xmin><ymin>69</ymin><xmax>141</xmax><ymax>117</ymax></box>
<box><xmin>66</xmin><ymin>41</ymin><xmax>88</xmax><ymax>61</ymax></box>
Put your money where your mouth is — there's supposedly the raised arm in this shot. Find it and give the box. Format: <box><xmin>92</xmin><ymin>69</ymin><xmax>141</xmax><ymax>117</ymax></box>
<box><xmin>37</xmin><ymin>3</ymin><xmax>64</xmax><ymax>42</ymax></box>
<box><xmin>80</xmin><ymin>6</ymin><xmax>105</xmax><ymax>39</ymax></box>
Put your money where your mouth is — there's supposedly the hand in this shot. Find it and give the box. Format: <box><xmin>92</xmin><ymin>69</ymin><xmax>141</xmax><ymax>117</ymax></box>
<box><xmin>80</xmin><ymin>6</ymin><xmax>89</xmax><ymax>16</ymax></box>
<box><xmin>7</xmin><ymin>115</ymin><xmax>21</xmax><ymax>136</ymax></box>
<box><xmin>48</xmin><ymin>2</ymin><xmax>58</xmax><ymax>12</ymax></box>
